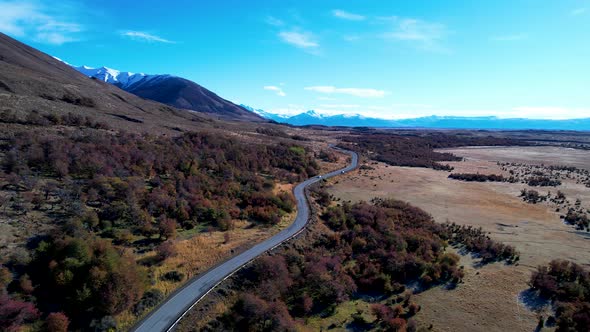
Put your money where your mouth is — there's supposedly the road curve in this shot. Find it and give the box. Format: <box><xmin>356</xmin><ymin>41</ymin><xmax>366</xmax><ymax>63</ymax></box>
<box><xmin>131</xmin><ymin>147</ymin><xmax>358</xmax><ymax>332</ymax></box>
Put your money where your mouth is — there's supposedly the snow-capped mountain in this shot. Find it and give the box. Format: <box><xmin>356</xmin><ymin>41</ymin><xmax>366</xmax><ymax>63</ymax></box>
<box><xmin>240</xmin><ymin>105</ymin><xmax>290</xmax><ymax>122</ymax></box>
<box><xmin>243</xmin><ymin>106</ymin><xmax>590</xmax><ymax>130</ymax></box>
<box><xmin>71</xmin><ymin>64</ymin><xmax>265</xmax><ymax>122</ymax></box>
<box><xmin>73</xmin><ymin>65</ymin><xmax>172</xmax><ymax>90</ymax></box>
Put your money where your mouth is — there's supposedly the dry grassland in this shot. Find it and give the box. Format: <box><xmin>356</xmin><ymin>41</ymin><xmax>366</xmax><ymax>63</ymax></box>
<box><xmin>327</xmin><ymin>146</ymin><xmax>590</xmax><ymax>332</ymax></box>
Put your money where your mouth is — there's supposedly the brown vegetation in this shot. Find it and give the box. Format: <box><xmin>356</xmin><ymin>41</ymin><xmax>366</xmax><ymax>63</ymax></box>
<box><xmin>529</xmin><ymin>260</ymin><xmax>590</xmax><ymax>332</ymax></box>
<box><xmin>338</xmin><ymin>132</ymin><xmax>526</xmax><ymax>171</ymax></box>
<box><xmin>0</xmin><ymin>120</ymin><xmax>319</xmax><ymax>330</ymax></box>
<box><xmin>188</xmin><ymin>194</ymin><xmax>515</xmax><ymax>331</ymax></box>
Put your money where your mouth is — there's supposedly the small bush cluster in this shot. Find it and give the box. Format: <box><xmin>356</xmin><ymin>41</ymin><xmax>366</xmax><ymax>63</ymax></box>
<box><xmin>133</xmin><ymin>289</ymin><xmax>165</xmax><ymax>316</ymax></box>
<box><xmin>520</xmin><ymin>189</ymin><xmax>547</xmax><ymax>204</ymax></box>
<box><xmin>529</xmin><ymin>260</ymin><xmax>590</xmax><ymax>332</ymax></box>
<box><xmin>564</xmin><ymin>209</ymin><xmax>589</xmax><ymax>231</ymax></box>
<box><xmin>60</xmin><ymin>93</ymin><xmax>96</xmax><ymax>108</ymax></box>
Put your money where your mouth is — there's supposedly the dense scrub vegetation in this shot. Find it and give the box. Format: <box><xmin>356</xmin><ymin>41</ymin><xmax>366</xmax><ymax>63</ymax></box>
<box><xmin>529</xmin><ymin>260</ymin><xmax>590</xmax><ymax>332</ymax></box>
<box><xmin>338</xmin><ymin>132</ymin><xmax>525</xmax><ymax>170</ymax></box>
<box><xmin>202</xmin><ymin>196</ymin><xmax>517</xmax><ymax>331</ymax></box>
<box><xmin>1</xmin><ymin>129</ymin><xmax>316</xmax><ymax>232</ymax></box>
<box><xmin>10</xmin><ymin>222</ymin><xmax>144</xmax><ymax>330</ymax></box>
<box><xmin>0</xmin><ymin>123</ymin><xmax>319</xmax><ymax>330</ymax></box>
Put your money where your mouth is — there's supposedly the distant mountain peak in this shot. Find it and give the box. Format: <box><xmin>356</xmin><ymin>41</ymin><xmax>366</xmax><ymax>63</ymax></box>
<box><xmin>304</xmin><ymin>110</ymin><xmax>322</xmax><ymax>118</ymax></box>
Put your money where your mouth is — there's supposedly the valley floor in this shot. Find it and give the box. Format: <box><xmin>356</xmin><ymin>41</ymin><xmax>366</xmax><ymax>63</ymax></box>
<box><xmin>327</xmin><ymin>146</ymin><xmax>590</xmax><ymax>332</ymax></box>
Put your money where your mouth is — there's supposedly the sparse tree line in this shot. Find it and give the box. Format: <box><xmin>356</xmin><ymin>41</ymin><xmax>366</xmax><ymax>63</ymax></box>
<box><xmin>338</xmin><ymin>132</ymin><xmax>527</xmax><ymax>171</ymax></box>
<box><xmin>0</xmin><ymin>125</ymin><xmax>319</xmax><ymax>331</ymax></box>
<box><xmin>448</xmin><ymin>172</ymin><xmax>564</xmax><ymax>187</ymax></box>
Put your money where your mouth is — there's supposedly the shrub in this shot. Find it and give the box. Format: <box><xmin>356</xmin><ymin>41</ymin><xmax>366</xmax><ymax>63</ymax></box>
<box><xmin>89</xmin><ymin>316</ymin><xmax>117</xmax><ymax>332</ymax></box>
<box><xmin>133</xmin><ymin>289</ymin><xmax>165</xmax><ymax>316</ymax></box>
<box><xmin>156</xmin><ymin>241</ymin><xmax>178</xmax><ymax>261</ymax></box>
<box><xmin>529</xmin><ymin>260</ymin><xmax>590</xmax><ymax>332</ymax></box>
<box><xmin>0</xmin><ymin>295</ymin><xmax>40</xmax><ymax>331</ymax></box>
<box><xmin>161</xmin><ymin>271</ymin><xmax>185</xmax><ymax>282</ymax></box>
<box><xmin>46</xmin><ymin>312</ymin><xmax>69</xmax><ymax>332</ymax></box>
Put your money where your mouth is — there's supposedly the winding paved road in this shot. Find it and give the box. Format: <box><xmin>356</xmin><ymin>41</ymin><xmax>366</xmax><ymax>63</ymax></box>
<box><xmin>132</xmin><ymin>147</ymin><xmax>358</xmax><ymax>332</ymax></box>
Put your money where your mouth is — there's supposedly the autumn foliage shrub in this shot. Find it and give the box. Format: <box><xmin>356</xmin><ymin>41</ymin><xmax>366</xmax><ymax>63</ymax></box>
<box><xmin>46</xmin><ymin>312</ymin><xmax>70</xmax><ymax>332</ymax></box>
<box><xmin>529</xmin><ymin>260</ymin><xmax>590</xmax><ymax>332</ymax></box>
<box><xmin>0</xmin><ymin>294</ymin><xmax>40</xmax><ymax>331</ymax></box>
<box><xmin>22</xmin><ymin>225</ymin><xmax>146</xmax><ymax>329</ymax></box>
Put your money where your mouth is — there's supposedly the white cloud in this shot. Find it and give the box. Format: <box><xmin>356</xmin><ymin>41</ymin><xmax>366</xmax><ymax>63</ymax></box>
<box><xmin>266</xmin><ymin>16</ymin><xmax>284</xmax><ymax>26</ymax></box>
<box><xmin>332</xmin><ymin>9</ymin><xmax>365</xmax><ymax>21</ymax></box>
<box><xmin>263</xmin><ymin>85</ymin><xmax>286</xmax><ymax>97</ymax></box>
<box><xmin>305</xmin><ymin>86</ymin><xmax>386</xmax><ymax>98</ymax></box>
<box><xmin>278</xmin><ymin>31</ymin><xmax>319</xmax><ymax>49</ymax></box>
<box><xmin>0</xmin><ymin>1</ymin><xmax>82</xmax><ymax>45</ymax></box>
<box><xmin>121</xmin><ymin>31</ymin><xmax>175</xmax><ymax>43</ymax></box>
<box><xmin>381</xmin><ymin>17</ymin><xmax>449</xmax><ymax>52</ymax></box>
<box><xmin>320</xmin><ymin>104</ymin><xmax>361</xmax><ymax>109</ymax></box>
<box><xmin>491</xmin><ymin>33</ymin><xmax>528</xmax><ymax>41</ymax></box>
<box><xmin>343</xmin><ymin>35</ymin><xmax>361</xmax><ymax>42</ymax></box>
<box><xmin>571</xmin><ymin>8</ymin><xmax>587</xmax><ymax>15</ymax></box>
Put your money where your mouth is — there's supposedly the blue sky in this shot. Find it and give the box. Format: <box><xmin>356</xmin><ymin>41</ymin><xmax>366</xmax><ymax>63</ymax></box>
<box><xmin>1</xmin><ymin>0</ymin><xmax>589</xmax><ymax>119</ymax></box>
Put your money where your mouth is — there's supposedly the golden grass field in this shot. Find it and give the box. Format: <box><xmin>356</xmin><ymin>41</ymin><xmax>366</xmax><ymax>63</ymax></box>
<box><xmin>327</xmin><ymin>146</ymin><xmax>590</xmax><ymax>332</ymax></box>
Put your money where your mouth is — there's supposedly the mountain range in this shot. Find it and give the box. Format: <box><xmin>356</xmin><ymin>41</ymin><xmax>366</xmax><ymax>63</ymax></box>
<box><xmin>71</xmin><ymin>65</ymin><xmax>264</xmax><ymax>122</ymax></box>
<box><xmin>242</xmin><ymin>106</ymin><xmax>590</xmax><ymax>131</ymax></box>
